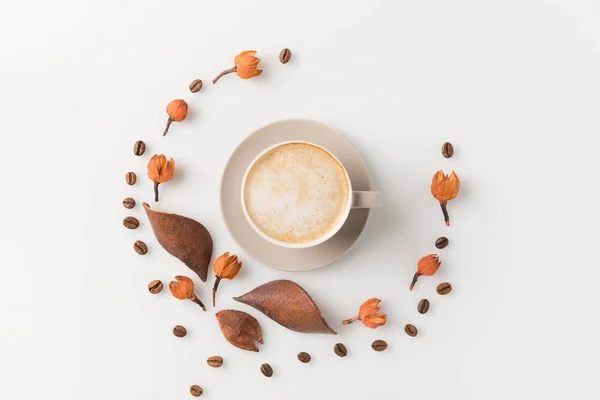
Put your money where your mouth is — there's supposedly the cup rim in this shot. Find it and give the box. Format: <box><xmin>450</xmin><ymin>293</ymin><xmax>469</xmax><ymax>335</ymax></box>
<box><xmin>240</xmin><ymin>140</ymin><xmax>353</xmax><ymax>249</ymax></box>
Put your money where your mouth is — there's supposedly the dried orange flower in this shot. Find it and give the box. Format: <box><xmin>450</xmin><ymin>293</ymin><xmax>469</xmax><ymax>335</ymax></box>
<box><xmin>147</xmin><ymin>154</ymin><xmax>175</xmax><ymax>202</ymax></box>
<box><xmin>212</xmin><ymin>50</ymin><xmax>262</xmax><ymax>84</ymax></box>
<box><xmin>169</xmin><ymin>275</ymin><xmax>206</xmax><ymax>311</ymax></box>
<box><xmin>163</xmin><ymin>99</ymin><xmax>188</xmax><ymax>136</ymax></box>
<box><xmin>362</xmin><ymin>313</ymin><xmax>388</xmax><ymax>329</ymax></box>
<box><xmin>342</xmin><ymin>298</ymin><xmax>387</xmax><ymax>329</ymax></box>
<box><xmin>431</xmin><ymin>170</ymin><xmax>460</xmax><ymax>226</ymax></box>
<box><xmin>357</xmin><ymin>298</ymin><xmax>381</xmax><ymax>320</ymax></box>
<box><xmin>212</xmin><ymin>252</ymin><xmax>242</xmax><ymax>307</ymax></box>
<box><xmin>409</xmin><ymin>254</ymin><xmax>441</xmax><ymax>291</ymax></box>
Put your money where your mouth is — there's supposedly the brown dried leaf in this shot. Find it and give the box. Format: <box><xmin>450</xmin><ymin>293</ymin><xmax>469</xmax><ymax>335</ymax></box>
<box><xmin>215</xmin><ymin>310</ymin><xmax>263</xmax><ymax>352</ymax></box>
<box><xmin>143</xmin><ymin>203</ymin><xmax>213</xmax><ymax>281</ymax></box>
<box><xmin>234</xmin><ymin>280</ymin><xmax>336</xmax><ymax>334</ymax></box>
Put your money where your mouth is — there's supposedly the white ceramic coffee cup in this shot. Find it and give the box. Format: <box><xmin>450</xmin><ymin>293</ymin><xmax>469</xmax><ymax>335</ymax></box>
<box><xmin>241</xmin><ymin>141</ymin><xmax>382</xmax><ymax>249</ymax></box>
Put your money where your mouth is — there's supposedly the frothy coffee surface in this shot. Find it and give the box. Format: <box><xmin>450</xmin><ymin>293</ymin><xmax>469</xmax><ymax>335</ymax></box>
<box><xmin>244</xmin><ymin>143</ymin><xmax>350</xmax><ymax>244</ymax></box>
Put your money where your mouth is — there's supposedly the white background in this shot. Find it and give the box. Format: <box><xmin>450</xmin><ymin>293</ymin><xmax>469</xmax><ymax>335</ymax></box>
<box><xmin>0</xmin><ymin>0</ymin><xmax>598</xmax><ymax>399</ymax></box>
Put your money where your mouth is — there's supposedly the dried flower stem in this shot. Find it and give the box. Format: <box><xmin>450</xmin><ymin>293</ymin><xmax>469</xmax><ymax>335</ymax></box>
<box><xmin>190</xmin><ymin>295</ymin><xmax>207</xmax><ymax>311</ymax></box>
<box><xmin>154</xmin><ymin>182</ymin><xmax>160</xmax><ymax>202</ymax></box>
<box><xmin>212</xmin><ymin>66</ymin><xmax>237</xmax><ymax>84</ymax></box>
<box><xmin>212</xmin><ymin>276</ymin><xmax>222</xmax><ymax>307</ymax></box>
<box><xmin>440</xmin><ymin>201</ymin><xmax>450</xmax><ymax>226</ymax></box>
<box><xmin>409</xmin><ymin>272</ymin><xmax>422</xmax><ymax>291</ymax></box>
<box><xmin>342</xmin><ymin>316</ymin><xmax>358</xmax><ymax>325</ymax></box>
<box><xmin>163</xmin><ymin>117</ymin><xmax>174</xmax><ymax>136</ymax></box>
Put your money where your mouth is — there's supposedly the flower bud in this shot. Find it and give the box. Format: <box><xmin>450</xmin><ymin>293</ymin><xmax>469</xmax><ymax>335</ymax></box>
<box><xmin>409</xmin><ymin>254</ymin><xmax>441</xmax><ymax>291</ymax></box>
<box><xmin>431</xmin><ymin>170</ymin><xmax>460</xmax><ymax>226</ymax></box>
<box><xmin>169</xmin><ymin>276</ymin><xmax>206</xmax><ymax>311</ymax></box>
<box><xmin>147</xmin><ymin>154</ymin><xmax>175</xmax><ymax>202</ymax></box>
<box><xmin>212</xmin><ymin>252</ymin><xmax>243</xmax><ymax>307</ymax></box>
<box><xmin>163</xmin><ymin>99</ymin><xmax>188</xmax><ymax>136</ymax></box>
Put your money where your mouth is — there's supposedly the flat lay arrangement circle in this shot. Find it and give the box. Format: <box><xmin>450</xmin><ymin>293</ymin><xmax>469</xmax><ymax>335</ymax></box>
<box><xmin>122</xmin><ymin>49</ymin><xmax>462</xmax><ymax>397</ymax></box>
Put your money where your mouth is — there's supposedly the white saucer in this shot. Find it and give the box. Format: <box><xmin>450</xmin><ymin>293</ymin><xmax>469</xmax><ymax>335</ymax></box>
<box><xmin>220</xmin><ymin>119</ymin><xmax>373</xmax><ymax>272</ymax></box>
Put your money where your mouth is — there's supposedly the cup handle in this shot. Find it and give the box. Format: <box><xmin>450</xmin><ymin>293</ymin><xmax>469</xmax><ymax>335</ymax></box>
<box><xmin>352</xmin><ymin>191</ymin><xmax>383</xmax><ymax>209</ymax></box>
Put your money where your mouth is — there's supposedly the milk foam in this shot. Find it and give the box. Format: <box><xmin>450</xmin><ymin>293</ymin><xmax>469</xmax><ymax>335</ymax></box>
<box><xmin>243</xmin><ymin>143</ymin><xmax>350</xmax><ymax>244</ymax></box>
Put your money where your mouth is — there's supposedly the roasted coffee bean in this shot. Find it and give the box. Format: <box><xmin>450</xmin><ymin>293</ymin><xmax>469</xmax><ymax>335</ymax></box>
<box><xmin>405</xmin><ymin>324</ymin><xmax>418</xmax><ymax>337</ymax></box>
<box><xmin>435</xmin><ymin>236</ymin><xmax>449</xmax><ymax>249</ymax></box>
<box><xmin>123</xmin><ymin>216</ymin><xmax>139</xmax><ymax>229</ymax></box>
<box><xmin>260</xmin><ymin>363</ymin><xmax>273</xmax><ymax>377</ymax></box>
<box><xmin>173</xmin><ymin>325</ymin><xmax>187</xmax><ymax>338</ymax></box>
<box><xmin>122</xmin><ymin>197</ymin><xmax>136</xmax><ymax>209</ymax></box>
<box><xmin>189</xmin><ymin>79</ymin><xmax>203</xmax><ymax>93</ymax></box>
<box><xmin>437</xmin><ymin>282</ymin><xmax>452</xmax><ymax>295</ymax></box>
<box><xmin>297</xmin><ymin>352</ymin><xmax>311</xmax><ymax>363</ymax></box>
<box><xmin>207</xmin><ymin>356</ymin><xmax>223</xmax><ymax>368</ymax></box>
<box><xmin>417</xmin><ymin>299</ymin><xmax>430</xmax><ymax>314</ymax></box>
<box><xmin>442</xmin><ymin>142</ymin><xmax>454</xmax><ymax>158</ymax></box>
<box><xmin>133</xmin><ymin>140</ymin><xmax>146</xmax><ymax>156</ymax></box>
<box><xmin>371</xmin><ymin>340</ymin><xmax>388</xmax><ymax>352</ymax></box>
<box><xmin>189</xmin><ymin>385</ymin><xmax>203</xmax><ymax>397</ymax></box>
<box><xmin>125</xmin><ymin>172</ymin><xmax>137</xmax><ymax>185</ymax></box>
<box><xmin>133</xmin><ymin>240</ymin><xmax>148</xmax><ymax>255</ymax></box>
<box><xmin>334</xmin><ymin>343</ymin><xmax>347</xmax><ymax>357</ymax></box>
<box><xmin>279</xmin><ymin>48</ymin><xmax>292</xmax><ymax>64</ymax></box>
<box><xmin>148</xmin><ymin>280</ymin><xmax>163</xmax><ymax>294</ymax></box>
